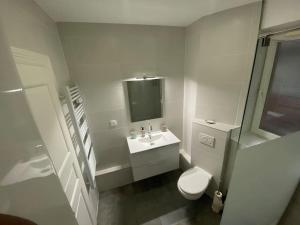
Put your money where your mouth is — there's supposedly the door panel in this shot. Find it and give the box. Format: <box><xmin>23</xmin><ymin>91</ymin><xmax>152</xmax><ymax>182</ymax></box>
<box><xmin>76</xmin><ymin>193</ymin><xmax>93</xmax><ymax>225</ymax></box>
<box><xmin>25</xmin><ymin>86</ymin><xmax>69</xmax><ymax>172</ymax></box>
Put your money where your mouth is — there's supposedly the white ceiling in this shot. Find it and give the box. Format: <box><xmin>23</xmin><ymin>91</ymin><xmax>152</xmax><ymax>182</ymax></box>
<box><xmin>33</xmin><ymin>0</ymin><xmax>259</xmax><ymax>27</ymax></box>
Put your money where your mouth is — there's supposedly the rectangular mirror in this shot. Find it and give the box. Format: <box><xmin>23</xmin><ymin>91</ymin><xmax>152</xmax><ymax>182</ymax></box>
<box><xmin>126</xmin><ymin>78</ymin><xmax>163</xmax><ymax>122</ymax></box>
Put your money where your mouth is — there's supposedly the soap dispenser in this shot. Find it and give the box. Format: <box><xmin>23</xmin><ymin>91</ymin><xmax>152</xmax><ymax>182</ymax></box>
<box><xmin>140</xmin><ymin>126</ymin><xmax>146</xmax><ymax>137</ymax></box>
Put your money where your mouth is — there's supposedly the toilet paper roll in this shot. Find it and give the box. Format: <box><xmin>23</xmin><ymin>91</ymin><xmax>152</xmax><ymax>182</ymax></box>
<box><xmin>212</xmin><ymin>191</ymin><xmax>224</xmax><ymax>213</ymax></box>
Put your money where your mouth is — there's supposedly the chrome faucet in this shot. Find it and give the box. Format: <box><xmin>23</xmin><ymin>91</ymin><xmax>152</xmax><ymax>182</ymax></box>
<box><xmin>147</xmin><ymin>121</ymin><xmax>153</xmax><ymax>143</ymax></box>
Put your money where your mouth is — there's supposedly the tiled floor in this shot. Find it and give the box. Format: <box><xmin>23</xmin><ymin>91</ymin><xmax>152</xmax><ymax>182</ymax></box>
<box><xmin>97</xmin><ymin>170</ymin><xmax>222</xmax><ymax>225</ymax></box>
<box><xmin>278</xmin><ymin>184</ymin><xmax>300</xmax><ymax>225</ymax></box>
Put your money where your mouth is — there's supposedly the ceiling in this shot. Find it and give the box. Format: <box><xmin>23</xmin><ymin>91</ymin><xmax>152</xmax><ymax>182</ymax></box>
<box><xmin>33</xmin><ymin>0</ymin><xmax>259</xmax><ymax>27</ymax></box>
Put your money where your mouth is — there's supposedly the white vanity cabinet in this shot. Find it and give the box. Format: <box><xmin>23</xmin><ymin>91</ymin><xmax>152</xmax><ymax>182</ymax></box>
<box><xmin>130</xmin><ymin>144</ymin><xmax>180</xmax><ymax>181</ymax></box>
<box><xmin>127</xmin><ymin>130</ymin><xmax>180</xmax><ymax>181</ymax></box>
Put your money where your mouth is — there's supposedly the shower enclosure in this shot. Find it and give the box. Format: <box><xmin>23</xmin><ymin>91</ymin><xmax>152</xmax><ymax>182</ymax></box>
<box><xmin>221</xmin><ymin>31</ymin><xmax>300</xmax><ymax>225</ymax></box>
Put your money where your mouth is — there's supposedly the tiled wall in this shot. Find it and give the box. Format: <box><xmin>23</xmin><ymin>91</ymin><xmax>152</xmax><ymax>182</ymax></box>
<box><xmin>58</xmin><ymin>23</ymin><xmax>185</xmax><ymax>170</ymax></box>
<box><xmin>183</xmin><ymin>2</ymin><xmax>261</xmax><ymax>155</ymax></box>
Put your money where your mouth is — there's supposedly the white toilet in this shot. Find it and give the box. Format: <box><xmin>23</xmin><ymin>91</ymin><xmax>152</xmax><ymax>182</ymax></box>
<box><xmin>177</xmin><ymin>167</ymin><xmax>212</xmax><ymax>200</ymax></box>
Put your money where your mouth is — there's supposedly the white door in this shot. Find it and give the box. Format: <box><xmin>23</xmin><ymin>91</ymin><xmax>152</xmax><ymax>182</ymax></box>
<box><xmin>11</xmin><ymin>47</ymin><xmax>97</xmax><ymax>225</ymax></box>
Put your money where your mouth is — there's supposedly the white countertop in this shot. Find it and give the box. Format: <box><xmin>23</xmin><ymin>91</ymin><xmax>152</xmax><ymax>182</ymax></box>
<box><xmin>193</xmin><ymin>118</ymin><xmax>239</xmax><ymax>132</ymax></box>
<box><xmin>127</xmin><ymin>129</ymin><xmax>181</xmax><ymax>154</ymax></box>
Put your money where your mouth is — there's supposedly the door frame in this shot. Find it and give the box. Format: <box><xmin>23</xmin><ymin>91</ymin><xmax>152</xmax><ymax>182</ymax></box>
<box><xmin>251</xmin><ymin>39</ymin><xmax>280</xmax><ymax>140</ymax></box>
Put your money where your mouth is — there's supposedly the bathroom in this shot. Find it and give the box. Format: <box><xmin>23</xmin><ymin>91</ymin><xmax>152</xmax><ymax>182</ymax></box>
<box><xmin>0</xmin><ymin>0</ymin><xmax>299</xmax><ymax>225</ymax></box>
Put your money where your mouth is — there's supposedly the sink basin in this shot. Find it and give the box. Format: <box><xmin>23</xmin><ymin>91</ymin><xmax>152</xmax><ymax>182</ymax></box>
<box><xmin>139</xmin><ymin>134</ymin><xmax>163</xmax><ymax>145</ymax></box>
<box><xmin>127</xmin><ymin>129</ymin><xmax>180</xmax><ymax>154</ymax></box>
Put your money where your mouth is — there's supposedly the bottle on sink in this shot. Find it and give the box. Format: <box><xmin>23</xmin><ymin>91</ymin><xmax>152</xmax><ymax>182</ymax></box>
<box><xmin>140</xmin><ymin>126</ymin><xmax>146</xmax><ymax>137</ymax></box>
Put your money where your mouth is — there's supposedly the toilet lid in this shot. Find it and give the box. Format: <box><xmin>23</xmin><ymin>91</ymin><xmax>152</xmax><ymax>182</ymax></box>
<box><xmin>178</xmin><ymin>168</ymin><xmax>210</xmax><ymax>195</ymax></box>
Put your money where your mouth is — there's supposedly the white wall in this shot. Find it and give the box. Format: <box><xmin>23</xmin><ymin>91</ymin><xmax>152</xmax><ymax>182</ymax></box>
<box><xmin>0</xmin><ymin>0</ymin><xmax>70</xmax><ymax>91</ymax></box>
<box><xmin>221</xmin><ymin>131</ymin><xmax>300</xmax><ymax>225</ymax></box>
<box><xmin>183</xmin><ymin>2</ymin><xmax>261</xmax><ymax>155</ymax></box>
<box><xmin>58</xmin><ymin>23</ymin><xmax>185</xmax><ymax>171</ymax></box>
<box><xmin>262</xmin><ymin>0</ymin><xmax>300</xmax><ymax>31</ymax></box>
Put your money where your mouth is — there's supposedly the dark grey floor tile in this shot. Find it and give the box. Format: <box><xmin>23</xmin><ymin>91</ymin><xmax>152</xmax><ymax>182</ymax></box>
<box><xmin>141</xmin><ymin>218</ymin><xmax>162</xmax><ymax>225</ymax></box>
<box><xmin>170</xmin><ymin>218</ymin><xmax>196</xmax><ymax>225</ymax></box>
<box><xmin>97</xmin><ymin>170</ymin><xmax>221</xmax><ymax>225</ymax></box>
<box><xmin>160</xmin><ymin>207</ymin><xmax>188</xmax><ymax>225</ymax></box>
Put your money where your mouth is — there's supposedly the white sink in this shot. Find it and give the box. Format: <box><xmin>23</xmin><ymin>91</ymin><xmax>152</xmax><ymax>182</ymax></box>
<box><xmin>127</xmin><ymin>129</ymin><xmax>180</xmax><ymax>154</ymax></box>
<box><xmin>138</xmin><ymin>134</ymin><xmax>163</xmax><ymax>145</ymax></box>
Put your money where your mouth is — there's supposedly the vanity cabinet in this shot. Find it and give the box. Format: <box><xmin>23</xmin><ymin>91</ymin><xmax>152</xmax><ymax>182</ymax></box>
<box><xmin>127</xmin><ymin>130</ymin><xmax>180</xmax><ymax>181</ymax></box>
<box><xmin>130</xmin><ymin>144</ymin><xmax>180</xmax><ymax>181</ymax></box>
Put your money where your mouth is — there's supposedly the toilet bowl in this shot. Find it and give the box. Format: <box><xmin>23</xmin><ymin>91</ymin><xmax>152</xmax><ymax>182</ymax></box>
<box><xmin>177</xmin><ymin>167</ymin><xmax>212</xmax><ymax>200</ymax></box>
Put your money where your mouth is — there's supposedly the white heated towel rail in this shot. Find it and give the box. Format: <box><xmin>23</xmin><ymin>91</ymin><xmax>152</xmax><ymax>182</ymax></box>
<box><xmin>65</xmin><ymin>85</ymin><xmax>96</xmax><ymax>187</ymax></box>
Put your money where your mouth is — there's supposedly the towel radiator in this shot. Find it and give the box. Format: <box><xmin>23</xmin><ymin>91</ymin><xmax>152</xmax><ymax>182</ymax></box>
<box><xmin>64</xmin><ymin>85</ymin><xmax>97</xmax><ymax>189</ymax></box>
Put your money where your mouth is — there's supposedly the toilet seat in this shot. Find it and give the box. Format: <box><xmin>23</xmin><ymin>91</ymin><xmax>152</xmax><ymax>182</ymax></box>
<box><xmin>178</xmin><ymin>167</ymin><xmax>212</xmax><ymax>196</ymax></box>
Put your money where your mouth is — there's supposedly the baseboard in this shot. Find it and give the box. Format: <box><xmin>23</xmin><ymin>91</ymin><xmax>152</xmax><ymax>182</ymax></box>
<box><xmin>179</xmin><ymin>149</ymin><xmax>192</xmax><ymax>171</ymax></box>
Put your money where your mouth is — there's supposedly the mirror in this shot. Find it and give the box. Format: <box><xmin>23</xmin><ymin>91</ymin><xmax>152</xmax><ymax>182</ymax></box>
<box><xmin>125</xmin><ymin>78</ymin><xmax>163</xmax><ymax>122</ymax></box>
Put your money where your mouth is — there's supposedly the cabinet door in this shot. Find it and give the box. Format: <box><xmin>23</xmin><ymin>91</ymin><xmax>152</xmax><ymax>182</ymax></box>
<box><xmin>130</xmin><ymin>144</ymin><xmax>179</xmax><ymax>181</ymax></box>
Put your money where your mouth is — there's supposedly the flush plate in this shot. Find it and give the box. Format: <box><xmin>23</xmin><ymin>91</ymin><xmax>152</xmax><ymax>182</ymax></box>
<box><xmin>199</xmin><ymin>133</ymin><xmax>215</xmax><ymax>148</ymax></box>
